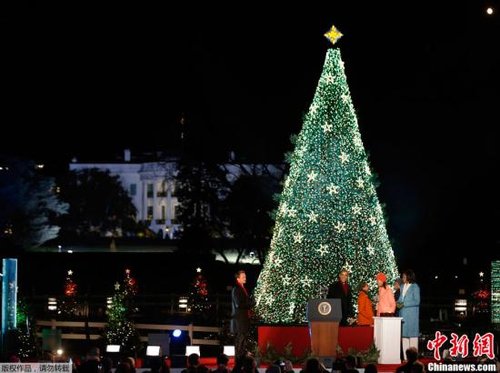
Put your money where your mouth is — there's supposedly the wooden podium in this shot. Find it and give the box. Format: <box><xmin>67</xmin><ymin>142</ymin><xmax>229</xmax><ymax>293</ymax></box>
<box><xmin>307</xmin><ymin>299</ymin><xmax>342</xmax><ymax>364</ymax></box>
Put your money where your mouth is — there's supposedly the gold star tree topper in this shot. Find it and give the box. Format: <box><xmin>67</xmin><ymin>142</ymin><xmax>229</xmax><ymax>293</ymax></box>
<box><xmin>324</xmin><ymin>24</ymin><xmax>343</xmax><ymax>46</ymax></box>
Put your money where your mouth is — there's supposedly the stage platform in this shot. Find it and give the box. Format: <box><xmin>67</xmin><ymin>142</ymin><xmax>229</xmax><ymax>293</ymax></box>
<box><xmin>138</xmin><ymin>325</ymin><xmax>416</xmax><ymax>373</ymax></box>
<box><xmin>257</xmin><ymin>325</ymin><xmax>374</xmax><ymax>356</ymax></box>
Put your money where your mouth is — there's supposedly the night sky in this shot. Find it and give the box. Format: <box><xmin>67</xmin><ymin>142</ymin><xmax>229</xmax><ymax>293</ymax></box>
<box><xmin>1</xmin><ymin>3</ymin><xmax>499</xmax><ymax>266</ymax></box>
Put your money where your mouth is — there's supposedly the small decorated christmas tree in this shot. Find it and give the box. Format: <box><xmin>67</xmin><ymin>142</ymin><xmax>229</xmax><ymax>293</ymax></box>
<box><xmin>104</xmin><ymin>269</ymin><xmax>141</xmax><ymax>354</ymax></box>
<box><xmin>188</xmin><ymin>268</ymin><xmax>211</xmax><ymax>313</ymax></box>
<box><xmin>12</xmin><ymin>299</ymin><xmax>39</xmax><ymax>358</ymax></box>
<box><xmin>60</xmin><ymin>270</ymin><xmax>78</xmax><ymax>316</ymax></box>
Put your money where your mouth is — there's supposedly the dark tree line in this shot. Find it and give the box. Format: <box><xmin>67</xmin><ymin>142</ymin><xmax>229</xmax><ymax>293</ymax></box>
<box><xmin>175</xmin><ymin>160</ymin><xmax>283</xmax><ymax>263</ymax></box>
<box><xmin>57</xmin><ymin>168</ymin><xmax>139</xmax><ymax>240</ymax></box>
<box><xmin>0</xmin><ymin>158</ymin><xmax>68</xmax><ymax>249</ymax></box>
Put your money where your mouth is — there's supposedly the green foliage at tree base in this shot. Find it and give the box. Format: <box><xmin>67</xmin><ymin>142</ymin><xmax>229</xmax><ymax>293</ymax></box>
<box><xmin>256</xmin><ymin>342</ymin><xmax>312</xmax><ymax>364</ymax></box>
<box><xmin>345</xmin><ymin>343</ymin><xmax>380</xmax><ymax>365</ymax></box>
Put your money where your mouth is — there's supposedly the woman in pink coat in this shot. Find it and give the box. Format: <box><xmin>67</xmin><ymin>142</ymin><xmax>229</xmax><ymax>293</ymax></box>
<box><xmin>376</xmin><ymin>272</ymin><xmax>396</xmax><ymax>316</ymax></box>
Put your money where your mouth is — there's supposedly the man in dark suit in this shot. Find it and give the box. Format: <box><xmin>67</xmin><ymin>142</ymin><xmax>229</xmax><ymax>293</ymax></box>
<box><xmin>231</xmin><ymin>270</ymin><xmax>252</xmax><ymax>359</ymax></box>
<box><xmin>327</xmin><ymin>269</ymin><xmax>354</xmax><ymax>326</ymax></box>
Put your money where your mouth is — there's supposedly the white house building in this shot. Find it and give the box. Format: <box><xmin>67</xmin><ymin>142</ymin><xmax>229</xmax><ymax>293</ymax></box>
<box><xmin>69</xmin><ymin>150</ymin><xmax>285</xmax><ymax>239</ymax></box>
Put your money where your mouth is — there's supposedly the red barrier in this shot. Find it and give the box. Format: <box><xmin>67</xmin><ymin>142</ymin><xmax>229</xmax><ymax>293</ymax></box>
<box><xmin>257</xmin><ymin>325</ymin><xmax>373</xmax><ymax>356</ymax></box>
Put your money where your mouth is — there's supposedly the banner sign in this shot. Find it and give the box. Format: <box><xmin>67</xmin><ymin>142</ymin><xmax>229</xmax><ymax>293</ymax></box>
<box><xmin>0</xmin><ymin>364</ymin><xmax>71</xmax><ymax>373</ymax></box>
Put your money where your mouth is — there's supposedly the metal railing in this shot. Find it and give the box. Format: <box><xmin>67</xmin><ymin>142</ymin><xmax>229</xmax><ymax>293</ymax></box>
<box><xmin>31</xmin><ymin>293</ymin><xmax>231</xmax><ymax>321</ymax></box>
<box><xmin>35</xmin><ymin>319</ymin><xmax>222</xmax><ymax>345</ymax></box>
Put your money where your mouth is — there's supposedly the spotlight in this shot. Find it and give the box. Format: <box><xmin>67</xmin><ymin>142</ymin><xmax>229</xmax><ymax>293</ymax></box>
<box><xmin>223</xmin><ymin>346</ymin><xmax>235</xmax><ymax>356</ymax></box>
<box><xmin>48</xmin><ymin>297</ymin><xmax>58</xmax><ymax>311</ymax></box>
<box><xmin>106</xmin><ymin>345</ymin><xmax>121</xmax><ymax>353</ymax></box>
<box><xmin>178</xmin><ymin>297</ymin><xmax>189</xmax><ymax>312</ymax></box>
<box><xmin>172</xmin><ymin>329</ymin><xmax>182</xmax><ymax>338</ymax></box>
<box><xmin>185</xmin><ymin>346</ymin><xmax>200</xmax><ymax>356</ymax></box>
<box><xmin>146</xmin><ymin>346</ymin><xmax>161</xmax><ymax>357</ymax></box>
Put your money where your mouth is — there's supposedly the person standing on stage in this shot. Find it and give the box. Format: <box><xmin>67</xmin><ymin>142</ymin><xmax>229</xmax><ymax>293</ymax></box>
<box><xmin>398</xmin><ymin>269</ymin><xmax>421</xmax><ymax>359</ymax></box>
<box><xmin>393</xmin><ymin>277</ymin><xmax>402</xmax><ymax>316</ymax></box>
<box><xmin>357</xmin><ymin>282</ymin><xmax>374</xmax><ymax>326</ymax></box>
<box><xmin>375</xmin><ymin>272</ymin><xmax>396</xmax><ymax>316</ymax></box>
<box><xmin>327</xmin><ymin>269</ymin><xmax>354</xmax><ymax>325</ymax></box>
<box><xmin>231</xmin><ymin>270</ymin><xmax>252</xmax><ymax>359</ymax></box>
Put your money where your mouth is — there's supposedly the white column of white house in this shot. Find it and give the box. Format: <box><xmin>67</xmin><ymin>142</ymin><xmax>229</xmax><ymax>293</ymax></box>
<box><xmin>136</xmin><ymin>188</ymin><xmax>141</xmax><ymax>222</ymax></box>
<box><xmin>167</xmin><ymin>180</ymin><xmax>175</xmax><ymax>238</ymax></box>
<box><xmin>134</xmin><ymin>178</ymin><xmax>144</xmax><ymax>221</ymax></box>
<box><xmin>135</xmin><ymin>178</ymin><xmax>141</xmax><ymax>222</ymax></box>
<box><xmin>152</xmin><ymin>179</ymin><xmax>157</xmax><ymax>224</ymax></box>
<box><xmin>166</xmin><ymin>181</ymin><xmax>172</xmax><ymax>225</ymax></box>
<box><xmin>142</xmin><ymin>180</ymin><xmax>148</xmax><ymax>221</ymax></box>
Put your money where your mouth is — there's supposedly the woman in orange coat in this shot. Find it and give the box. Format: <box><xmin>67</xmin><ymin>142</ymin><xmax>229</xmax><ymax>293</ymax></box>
<box><xmin>357</xmin><ymin>282</ymin><xmax>374</xmax><ymax>325</ymax></box>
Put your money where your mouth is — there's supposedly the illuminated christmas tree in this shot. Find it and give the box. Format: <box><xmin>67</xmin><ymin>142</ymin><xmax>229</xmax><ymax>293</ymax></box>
<box><xmin>188</xmin><ymin>268</ymin><xmax>211</xmax><ymax>313</ymax></box>
<box><xmin>60</xmin><ymin>269</ymin><xmax>78</xmax><ymax>316</ymax></box>
<box><xmin>12</xmin><ymin>299</ymin><xmax>38</xmax><ymax>358</ymax></box>
<box><xmin>123</xmin><ymin>268</ymin><xmax>138</xmax><ymax>299</ymax></box>
<box><xmin>492</xmin><ymin>261</ymin><xmax>500</xmax><ymax>325</ymax></box>
<box><xmin>254</xmin><ymin>26</ymin><xmax>398</xmax><ymax>323</ymax></box>
<box><xmin>104</xmin><ymin>269</ymin><xmax>141</xmax><ymax>353</ymax></box>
